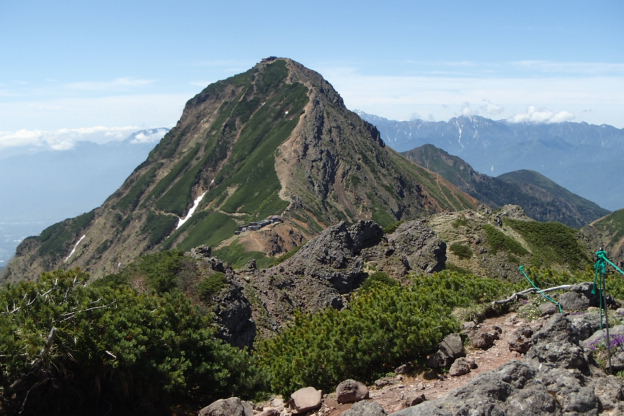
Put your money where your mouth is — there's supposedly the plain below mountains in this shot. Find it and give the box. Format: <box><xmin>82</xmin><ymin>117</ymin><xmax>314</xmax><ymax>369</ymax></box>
<box><xmin>360</xmin><ymin>112</ymin><xmax>624</xmax><ymax>211</ymax></box>
<box><xmin>0</xmin><ymin>128</ymin><xmax>166</xmax><ymax>265</ymax></box>
<box><xmin>403</xmin><ymin>144</ymin><xmax>609</xmax><ymax>228</ymax></box>
<box><xmin>3</xmin><ymin>58</ymin><xmax>476</xmax><ymax>282</ymax></box>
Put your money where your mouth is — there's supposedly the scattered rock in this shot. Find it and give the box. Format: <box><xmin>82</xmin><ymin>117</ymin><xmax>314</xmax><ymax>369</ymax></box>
<box><xmin>508</xmin><ymin>326</ymin><xmax>533</xmax><ymax>353</ymax></box>
<box><xmin>448</xmin><ymin>357</ymin><xmax>473</xmax><ymax>376</ymax></box>
<box><xmin>290</xmin><ymin>387</ymin><xmax>322</xmax><ymax>414</ymax></box>
<box><xmin>198</xmin><ymin>397</ymin><xmax>252</xmax><ymax>416</ymax></box>
<box><xmin>470</xmin><ymin>325</ymin><xmax>501</xmax><ymax>350</ymax></box>
<box><xmin>374</xmin><ymin>376</ymin><xmax>401</xmax><ymax>388</ymax></box>
<box><xmin>539</xmin><ymin>302</ymin><xmax>557</xmax><ymax>316</ymax></box>
<box><xmin>343</xmin><ymin>400</ymin><xmax>387</xmax><ymax>416</ymax></box>
<box><xmin>428</xmin><ymin>333</ymin><xmax>465</xmax><ymax>369</ymax></box>
<box><xmin>394</xmin><ymin>363</ymin><xmax>414</xmax><ymax>374</ymax></box>
<box><xmin>336</xmin><ymin>379</ymin><xmax>369</xmax><ymax>404</ymax></box>
<box><xmin>257</xmin><ymin>409</ymin><xmax>280</xmax><ymax>416</ymax></box>
<box><xmin>403</xmin><ymin>392</ymin><xmax>426</xmax><ymax>407</ymax></box>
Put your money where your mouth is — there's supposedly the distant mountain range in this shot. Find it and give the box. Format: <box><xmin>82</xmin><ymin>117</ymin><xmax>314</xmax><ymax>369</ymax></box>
<box><xmin>403</xmin><ymin>144</ymin><xmax>609</xmax><ymax>228</ymax></box>
<box><xmin>359</xmin><ymin>112</ymin><xmax>624</xmax><ymax>211</ymax></box>
<box><xmin>0</xmin><ymin>128</ymin><xmax>166</xmax><ymax>265</ymax></box>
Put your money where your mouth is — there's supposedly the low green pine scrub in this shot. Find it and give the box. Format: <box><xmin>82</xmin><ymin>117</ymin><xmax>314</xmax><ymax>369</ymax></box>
<box><xmin>449</xmin><ymin>242</ymin><xmax>473</xmax><ymax>259</ymax></box>
<box><xmin>256</xmin><ymin>271</ymin><xmax>518</xmax><ymax>396</ymax></box>
<box><xmin>505</xmin><ymin>219</ymin><xmax>590</xmax><ymax>268</ymax></box>
<box><xmin>199</xmin><ymin>272</ymin><xmax>228</xmax><ymax>299</ymax></box>
<box><xmin>483</xmin><ymin>224</ymin><xmax>528</xmax><ymax>256</ymax></box>
<box><xmin>0</xmin><ymin>270</ymin><xmax>265</xmax><ymax>415</ymax></box>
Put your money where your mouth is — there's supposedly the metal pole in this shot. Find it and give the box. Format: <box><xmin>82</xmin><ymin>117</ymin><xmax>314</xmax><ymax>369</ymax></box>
<box><xmin>601</xmin><ymin>269</ymin><xmax>612</xmax><ymax>373</ymax></box>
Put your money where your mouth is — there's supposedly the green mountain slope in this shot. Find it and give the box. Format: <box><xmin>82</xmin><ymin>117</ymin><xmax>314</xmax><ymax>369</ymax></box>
<box><xmin>3</xmin><ymin>58</ymin><xmax>476</xmax><ymax>282</ymax></box>
<box><xmin>582</xmin><ymin>209</ymin><xmax>624</xmax><ymax>261</ymax></box>
<box><xmin>403</xmin><ymin>144</ymin><xmax>609</xmax><ymax>228</ymax></box>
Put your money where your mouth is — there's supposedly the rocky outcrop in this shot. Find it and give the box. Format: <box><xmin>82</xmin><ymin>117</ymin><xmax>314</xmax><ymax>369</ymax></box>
<box><xmin>212</xmin><ymin>282</ymin><xmax>256</xmax><ymax>348</ymax></box>
<box><xmin>392</xmin><ymin>314</ymin><xmax>624</xmax><ymax>415</ymax></box>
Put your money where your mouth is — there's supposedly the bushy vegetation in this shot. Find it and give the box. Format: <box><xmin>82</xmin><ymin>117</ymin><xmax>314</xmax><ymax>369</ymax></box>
<box><xmin>143</xmin><ymin>212</ymin><xmax>178</xmax><ymax>248</ymax></box>
<box><xmin>0</xmin><ymin>270</ymin><xmax>264</xmax><ymax>415</ymax></box>
<box><xmin>483</xmin><ymin>224</ymin><xmax>529</xmax><ymax>256</ymax></box>
<box><xmin>505</xmin><ymin>219</ymin><xmax>589</xmax><ymax>268</ymax></box>
<box><xmin>449</xmin><ymin>242</ymin><xmax>473</xmax><ymax>259</ymax></box>
<box><xmin>108</xmin><ymin>250</ymin><xmax>186</xmax><ymax>294</ymax></box>
<box><xmin>452</xmin><ymin>216</ymin><xmax>469</xmax><ymax>228</ymax></box>
<box><xmin>198</xmin><ymin>272</ymin><xmax>227</xmax><ymax>300</ymax></box>
<box><xmin>256</xmin><ymin>271</ymin><xmax>517</xmax><ymax>395</ymax></box>
<box><xmin>33</xmin><ymin>210</ymin><xmax>96</xmax><ymax>258</ymax></box>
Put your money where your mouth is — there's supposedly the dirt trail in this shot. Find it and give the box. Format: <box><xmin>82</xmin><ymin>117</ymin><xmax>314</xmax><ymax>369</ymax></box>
<box><xmin>321</xmin><ymin>312</ymin><xmax>541</xmax><ymax>415</ymax></box>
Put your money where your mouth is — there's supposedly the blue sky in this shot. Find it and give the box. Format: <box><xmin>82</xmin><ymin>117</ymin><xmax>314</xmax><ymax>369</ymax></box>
<box><xmin>1</xmin><ymin>0</ymin><xmax>623</xmax><ymax>148</ymax></box>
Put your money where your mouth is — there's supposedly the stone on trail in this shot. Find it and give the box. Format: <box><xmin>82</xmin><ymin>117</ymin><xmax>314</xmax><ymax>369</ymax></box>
<box><xmin>197</xmin><ymin>397</ymin><xmax>253</xmax><ymax>416</ymax></box>
<box><xmin>290</xmin><ymin>386</ymin><xmax>322</xmax><ymax>414</ymax></box>
<box><xmin>336</xmin><ymin>379</ymin><xmax>369</xmax><ymax>403</ymax></box>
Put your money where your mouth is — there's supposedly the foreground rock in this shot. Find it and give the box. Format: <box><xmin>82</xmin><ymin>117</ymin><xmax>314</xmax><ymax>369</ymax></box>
<box><xmin>336</xmin><ymin>379</ymin><xmax>369</xmax><ymax>403</ymax></box>
<box><xmin>198</xmin><ymin>397</ymin><xmax>252</xmax><ymax>416</ymax></box>
<box><xmin>344</xmin><ymin>400</ymin><xmax>387</xmax><ymax>416</ymax></box>
<box><xmin>391</xmin><ymin>314</ymin><xmax>624</xmax><ymax>415</ymax></box>
<box><xmin>290</xmin><ymin>387</ymin><xmax>322</xmax><ymax>414</ymax></box>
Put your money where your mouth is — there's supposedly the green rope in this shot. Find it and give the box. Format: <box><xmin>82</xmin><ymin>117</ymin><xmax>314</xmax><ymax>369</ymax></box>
<box><xmin>518</xmin><ymin>265</ymin><xmax>564</xmax><ymax>313</ymax></box>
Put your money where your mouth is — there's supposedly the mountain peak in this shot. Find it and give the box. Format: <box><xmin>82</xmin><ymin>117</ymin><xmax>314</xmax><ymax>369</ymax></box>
<box><xmin>4</xmin><ymin>59</ymin><xmax>476</xmax><ymax>282</ymax></box>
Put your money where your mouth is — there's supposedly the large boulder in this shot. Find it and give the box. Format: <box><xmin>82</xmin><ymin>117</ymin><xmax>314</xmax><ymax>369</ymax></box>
<box><xmin>526</xmin><ymin>314</ymin><xmax>587</xmax><ymax>370</ymax></box>
<box><xmin>198</xmin><ymin>397</ymin><xmax>252</xmax><ymax>416</ymax></box>
<box><xmin>290</xmin><ymin>387</ymin><xmax>322</xmax><ymax>414</ymax></box>
<box><xmin>336</xmin><ymin>379</ymin><xmax>369</xmax><ymax>403</ymax></box>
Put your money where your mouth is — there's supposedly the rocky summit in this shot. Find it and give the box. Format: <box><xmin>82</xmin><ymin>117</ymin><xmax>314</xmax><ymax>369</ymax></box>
<box><xmin>3</xmin><ymin>57</ymin><xmax>476</xmax><ymax>283</ymax></box>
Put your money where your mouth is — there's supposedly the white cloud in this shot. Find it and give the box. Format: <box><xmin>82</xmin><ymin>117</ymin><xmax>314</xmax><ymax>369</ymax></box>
<box><xmin>131</xmin><ymin>128</ymin><xmax>169</xmax><ymax>144</ymax></box>
<box><xmin>318</xmin><ymin>65</ymin><xmax>624</xmax><ymax>127</ymax></box>
<box><xmin>509</xmin><ymin>106</ymin><xmax>575</xmax><ymax>124</ymax></box>
<box><xmin>0</xmin><ymin>126</ymin><xmax>140</xmax><ymax>151</ymax></box>
<box><xmin>65</xmin><ymin>77</ymin><xmax>154</xmax><ymax>91</ymax></box>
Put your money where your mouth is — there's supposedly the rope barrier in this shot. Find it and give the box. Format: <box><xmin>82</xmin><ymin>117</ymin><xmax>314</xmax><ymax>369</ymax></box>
<box><xmin>518</xmin><ymin>265</ymin><xmax>564</xmax><ymax>313</ymax></box>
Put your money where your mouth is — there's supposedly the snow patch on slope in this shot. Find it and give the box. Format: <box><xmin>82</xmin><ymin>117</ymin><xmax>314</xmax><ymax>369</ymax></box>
<box><xmin>176</xmin><ymin>192</ymin><xmax>207</xmax><ymax>230</ymax></box>
<box><xmin>64</xmin><ymin>234</ymin><xmax>86</xmax><ymax>262</ymax></box>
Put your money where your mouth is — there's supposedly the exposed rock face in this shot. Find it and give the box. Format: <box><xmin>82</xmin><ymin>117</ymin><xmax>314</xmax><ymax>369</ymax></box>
<box><xmin>277</xmin><ymin>221</ymin><xmax>383</xmax><ymax>293</ymax></box>
<box><xmin>392</xmin><ymin>314</ymin><xmax>624</xmax><ymax>415</ymax></box>
<box><xmin>385</xmin><ymin>220</ymin><xmax>446</xmax><ymax>274</ymax></box>
<box><xmin>336</xmin><ymin>379</ymin><xmax>369</xmax><ymax>404</ymax></box>
<box><xmin>212</xmin><ymin>283</ymin><xmax>256</xmax><ymax>348</ymax></box>
<box><xmin>197</xmin><ymin>397</ymin><xmax>252</xmax><ymax>416</ymax></box>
